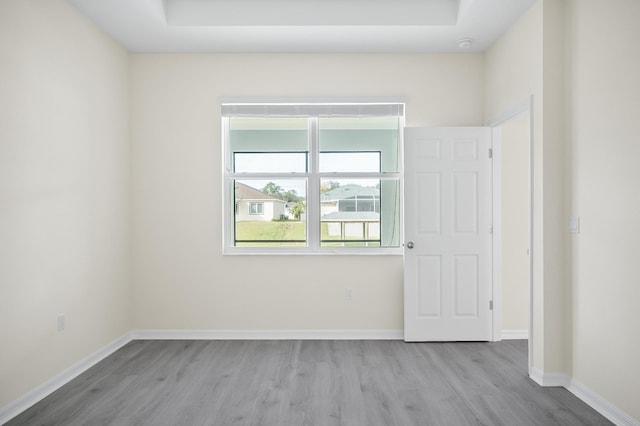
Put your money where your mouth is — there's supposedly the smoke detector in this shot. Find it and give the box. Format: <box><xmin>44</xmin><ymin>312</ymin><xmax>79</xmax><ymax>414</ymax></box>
<box><xmin>457</xmin><ymin>38</ymin><xmax>474</xmax><ymax>49</ymax></box>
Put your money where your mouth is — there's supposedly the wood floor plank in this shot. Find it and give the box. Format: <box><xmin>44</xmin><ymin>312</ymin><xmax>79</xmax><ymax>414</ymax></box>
<box><xmin>6</xmin><ymin>340</ymin><xmax>613</xmax><ymax>426</ymax></box>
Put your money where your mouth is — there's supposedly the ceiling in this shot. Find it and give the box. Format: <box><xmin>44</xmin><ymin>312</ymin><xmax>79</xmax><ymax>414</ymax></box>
<box><xmin>67</xmin><ymin>0</ymin><xmax>536</xmax><ymax>53</ymax></box>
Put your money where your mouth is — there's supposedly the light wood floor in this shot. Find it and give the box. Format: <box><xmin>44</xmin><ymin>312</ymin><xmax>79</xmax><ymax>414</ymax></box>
<box><xmin>8</xmin><ymin>340</ymin><xmax>611</xmax><ymax>426</ymax></box>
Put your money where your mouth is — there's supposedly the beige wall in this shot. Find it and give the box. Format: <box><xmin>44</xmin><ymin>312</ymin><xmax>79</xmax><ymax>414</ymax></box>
<box><xmin>565</xmin><ymin>0</ymin><xmax>640</xmax><ymax>420</ymax></box>
<box><xmin>540</xmin><ymin>0</ymin><xmax>569</xmax><ymax>378</ymax></box>
<box><xmin>484</xmin><ymin>0</ymin><xmax>547</xmax><ymax>370</ymax></box>
<box><xmin>485</xmin><ymin>0</ymin><xmax>568</xmax><ymax>376</ymax></box>
<box><xmin>130</xmin><ymin>53</ymin><xmax>484</xmax><ymax>330</ymax></box>
<box><xmin>0</xmin><ymin>0</ymin><xmax>131</xmax><ymax>408</ymax></box>
<box><xmin>489</xmin><ymin>0</ymin><xmax>640</xmax><ymax>420</ymax></box>
<box><xmin>500</xmin><ymin>113</ymin><xmax>530</xmax><ymax>332</ymax></box>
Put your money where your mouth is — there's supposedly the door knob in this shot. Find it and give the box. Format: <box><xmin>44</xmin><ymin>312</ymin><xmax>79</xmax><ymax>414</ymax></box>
<box><xmin>406</xmin><ymin>241</ymin><xmax>415</xmax><ymax>249</ymax></box>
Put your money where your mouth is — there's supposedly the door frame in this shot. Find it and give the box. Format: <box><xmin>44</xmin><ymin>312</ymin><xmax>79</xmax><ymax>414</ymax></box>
<box><xmin>486</xmin><ymin>95</ymin><xmax>534</xmax><ymax>373</ymax></box>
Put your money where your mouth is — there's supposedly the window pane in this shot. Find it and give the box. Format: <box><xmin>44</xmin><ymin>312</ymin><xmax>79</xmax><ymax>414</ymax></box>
<box><xmin>234</xmin><ymin>152</ymin><xmax>307</xmax><ymax>173</ymax></box>
<box><xmin>319</xmin><ymin>116</ymin><xmax>400</xmax><ymax>173</ymax></box>
<box><xmin>320</xmin><ymin>178</ymin><xmax>390</xmax><ymax>247</ymax></box>
<box><xmin>230</xmin><ymin>117</ymin><xmax>308</xmax><ymax>160</ymax></box>
<box><xmin>379</xmin><ymin>178</ymin><xmax>401</xmax><ymax>247</ymax></box>
<box><xmin>319</xmin><ymin>152</ymin><xmax>380</xmax><ymax>173</ymax></box>
<box><xmin>234</xmin><ymin>179</ymin><xmax>306</xmax><ymax>247</ymax></box>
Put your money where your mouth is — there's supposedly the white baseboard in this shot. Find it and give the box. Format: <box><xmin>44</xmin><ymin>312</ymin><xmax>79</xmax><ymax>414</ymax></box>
<box><xmin>567</xmin><ymin>379</ymin><xmax>640</xmax><ymax>426</ymax></box>
<box><xmin>501</xmin><ymin>329</ymin><xmax>529</xmax><ymax>340</ymax></box>
<box><xmin>131</xmin><ymin>329</ymin><xmax>404</xmax><ymax>340</ymax></box>
<box><xmin>529</xmin><ymin>368</ymin><xmax>639</xmax><ymax>426</ymax></box>
<box><xmin>529</xmin><ymin>367</ymin><xmax>542</xmax><ymax>384</ymax></box>
<box><xmin>529</xmin><ymin>367</ymin><xmax>570</xmax><ymax>387</ymax></box>
<box><xmin>0</xmin><ymin>332</ymin><xmax>133</xmax><ymax>425</ymax></box>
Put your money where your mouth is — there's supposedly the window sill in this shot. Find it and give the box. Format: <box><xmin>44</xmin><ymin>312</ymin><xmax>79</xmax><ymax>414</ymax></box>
<box><xmin>222</xmin><ymin>247</ymin><xmax>404</xmax><ymax>256</ymax></box>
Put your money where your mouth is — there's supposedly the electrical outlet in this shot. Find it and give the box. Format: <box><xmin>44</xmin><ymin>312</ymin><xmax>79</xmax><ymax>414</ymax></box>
<box><xmin>345</xmin><ymin>288</ymin><xmax>354</xmax><ymax>301</ymax></box>
<box><xmin>57</xmin><ymin>313</ymin><xmax>65</xmax><ymax>331</ymax></box>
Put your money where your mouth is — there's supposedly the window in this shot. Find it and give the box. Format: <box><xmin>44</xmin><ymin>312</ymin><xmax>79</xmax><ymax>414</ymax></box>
<box><xmin>223</xmin><ymin>103</ymin><xmax>403</xmax><ymax>253</ymax></box>
<box><xmin>249</xmin><ymin>202</ymin><xmax>264</xmax><ymax>215</ymax></box>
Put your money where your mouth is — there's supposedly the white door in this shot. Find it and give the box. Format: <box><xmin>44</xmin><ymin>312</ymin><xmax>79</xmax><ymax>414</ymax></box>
<box><xmin>404</xmin><ymin>127</ymin><xmax>492</xmax><ymax>342</ymax></box>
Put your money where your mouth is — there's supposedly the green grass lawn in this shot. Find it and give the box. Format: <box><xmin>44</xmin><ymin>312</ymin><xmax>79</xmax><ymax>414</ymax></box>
<box><xmin>235</xmin><ymin>221</ymin><xmax>305</xmax><ymax>246</ymax></box>
<box><xmin>235</xmin><ymin>221</ymin><xmax>380</xmax><ymax>247</ymax></box>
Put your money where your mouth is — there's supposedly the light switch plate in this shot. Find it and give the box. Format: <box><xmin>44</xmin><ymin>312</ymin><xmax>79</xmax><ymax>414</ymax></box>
<box><xmin>568</xmin><ymin>216</ymin><xmax>580</xmax><ymax>234</ymax></box>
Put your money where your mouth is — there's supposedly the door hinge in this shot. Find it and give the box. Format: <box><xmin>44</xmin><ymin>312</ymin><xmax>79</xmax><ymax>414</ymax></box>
<box><xmin>489</xmin><ymin>300</ymin><xmax>494</xmax><ymax>311</ymax></box>
<box><xmin>489</xmin><ymin>226</ymin><xmax>493</xmax><ymax>235</ymax></box>
<box><xmin>488</xmin><ymin>148</ymin><xmax>493</xmax><ymax>158</ymax></box>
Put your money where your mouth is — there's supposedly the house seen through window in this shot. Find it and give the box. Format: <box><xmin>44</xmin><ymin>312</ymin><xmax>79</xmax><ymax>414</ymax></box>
<box><xmin>223</xmin><ymin>103</ymin><xmax>403</xmax><ymax>253</ymax></box>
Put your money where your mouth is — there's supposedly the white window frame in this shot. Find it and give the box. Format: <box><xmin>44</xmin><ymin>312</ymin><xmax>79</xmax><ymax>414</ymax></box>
<box><xmin>222</xmin><ymin>102</ymin><xmax>404</xmax><ymax>255</ymax></box>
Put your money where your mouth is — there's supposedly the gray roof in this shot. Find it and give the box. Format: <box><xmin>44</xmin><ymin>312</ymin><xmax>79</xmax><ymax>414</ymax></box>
<box><xmin>235</xmin><ymin>182</ymin><xmax>283</xmax><ymax>201</ymax></box>
<box><xmin>321</xmin><ymin>185</ymin><xmax>379</xmax><ymax>202</ymax></box>
<box><xmin>321</xmin><ymin>211</ymin><xmax>380</xmax><ymax>222</ymax></box>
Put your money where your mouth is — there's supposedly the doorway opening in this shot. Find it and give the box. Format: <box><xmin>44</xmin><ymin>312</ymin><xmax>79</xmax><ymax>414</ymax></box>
<box><xmin>488</xmin><ymin>98</ymin><xmax>533</xmax><ymax>374</ymax></box>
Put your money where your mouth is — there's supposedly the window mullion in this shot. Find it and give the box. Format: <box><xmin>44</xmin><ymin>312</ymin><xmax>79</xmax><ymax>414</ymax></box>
<box><xmin>222</xmin><ymin>117</ymin><xmax>234</xmax><ymax>250</ymax></box>
<box><xmin>308</xmin><ymin>117</ymin><xmax>320</xmax><ymax>251</ymax></box>
<box><xmin>228</xmin><ymin>173</ymin><xmax>309</xmax><ymax>180</ymax></box>
<box><xmin>317</xmin><ymin>172</ymin><xmax>402</xmax><ymax>179</ymax></box>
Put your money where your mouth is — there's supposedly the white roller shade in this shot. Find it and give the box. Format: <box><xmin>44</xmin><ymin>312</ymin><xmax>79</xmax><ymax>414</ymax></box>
<box><xmin>221</xmin><ymin>102</ymin><xmax>404</xmax><ymax>118</ymax></box>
